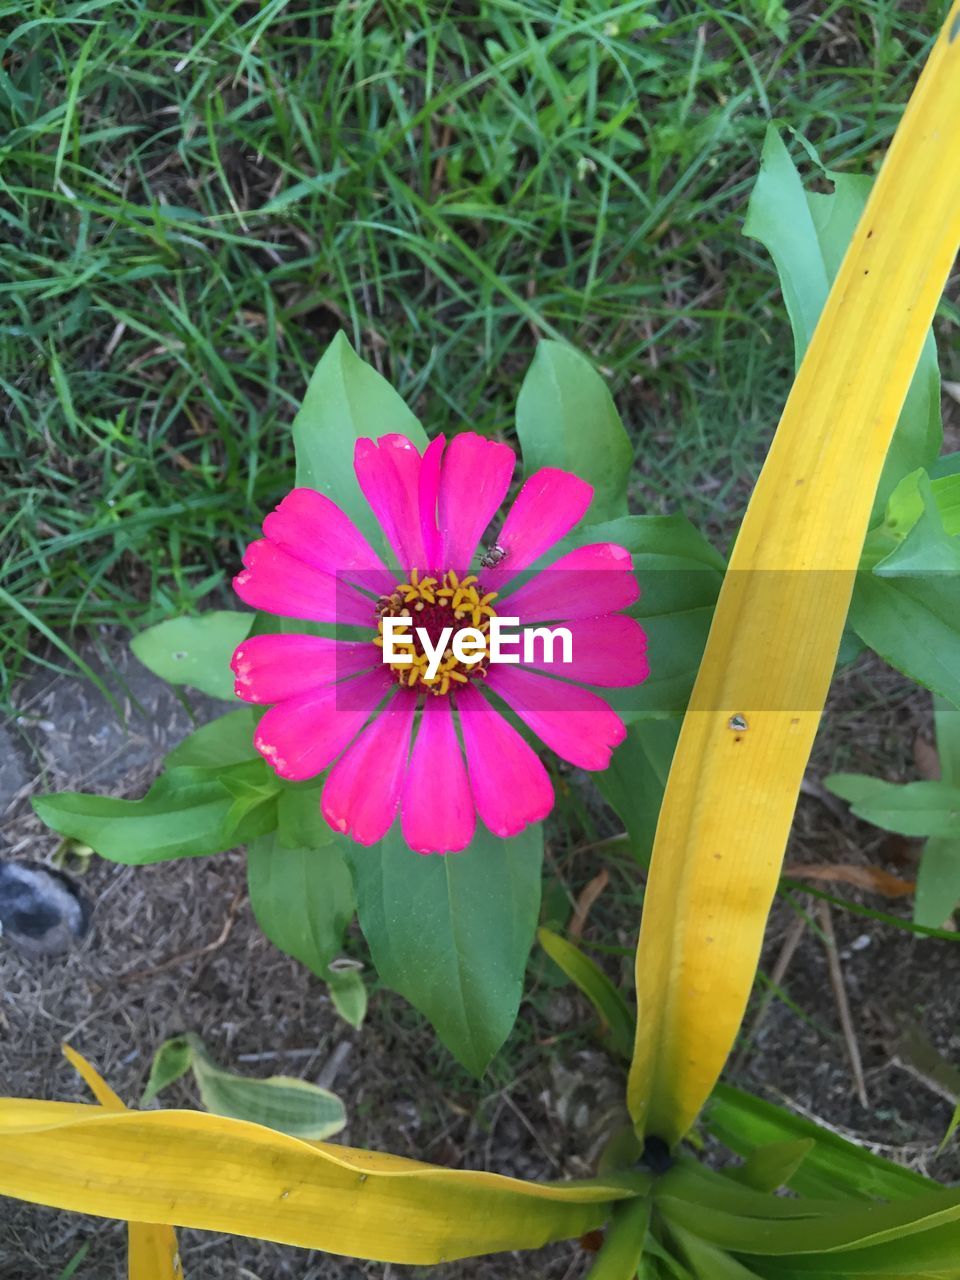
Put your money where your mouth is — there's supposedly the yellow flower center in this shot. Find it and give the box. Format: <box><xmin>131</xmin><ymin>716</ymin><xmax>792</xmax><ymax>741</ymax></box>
<box><xmin>374</xmin><ymin>568</ymin><xmax>498</xmax><ymax>697</ymax></box>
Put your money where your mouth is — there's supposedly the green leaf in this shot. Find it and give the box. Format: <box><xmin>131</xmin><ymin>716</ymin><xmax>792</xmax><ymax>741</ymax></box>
<box><xmin>583</xmin><ymin>1196</ymin><xmax>651</xmax><ymax>1279</ymax></box>
<box><xmin>743</xmin><ymin>126</ymin><xmax>828</xmax><ymax>367</ymax></box>
<box><xmin>164</xmin><ymin>707</ymin><xmax>260</xmax><ymax>769</ymax></box>
<box><xmin>143</xmin><ymin>1033</ymin><xmax>347</xmax><ymax>1140</ymax></box>
<box><xmin>656</xmin><ymin>1162</ymin><xmax>837</xmax><ymax>1222</ymax></box>
<box><xmin>825</xmin><ymin>775</ymin><xmax>960</xmax><ymax>837</ymax></box>
<box><xmin>823</xmin><ymin>773</ymin><xmax>896</xmax><ymax>805</ymax></box>
<box><xmin>575</xmin><ymin>514</ymin><xmax>723</xmax><ymax>720</ymax></box>
<box><xmin>726</xmin><ymin>1140</ymin><xmax>815</xmax><ymax>1194</ymax></box>
<box><xmin>220</xmin><ymin>771</ymin><xmax>284</xmax><ymax>842</ymax></box>
<box><xmin>705</xmin><ymin>1084</ymin><xmax>933</xmax><ymax>1201</ymax></box>
<box><xmin>872</xmin><ymin>475</ymin><xmax>960</xmax><ymax>576</ymax></box>
<box><xmin>915</xmin><ymin>837</ymin><xmax>960</xmax><ymax>928</ymax></box>
<box><xmin>849</xmin><ymin>570</ymin><xmax>960</xmax><ymax>708</ymax></box>
<box><xmin>32</xmin><ymin>761</ymin><xmax>280</xmax><ymax>864</ymax></box>
<box><xmin>247</xmin><ymin>830</ymin><xmax>355</xmax><ymax>977</ymax></box>
<box><xmin>657</xmin><ymin>1178</ymin><xmax>960</xmax><ymax>1258</ymax></box>
<box><xmin>940</xmin><ymin>1097</ymin><xmax>960</xmax><ymax>1155</ymax></box>
<box><xmin>515</xmin><ymin>340</ymin><xmax>633</xmax><ymax>524</ymax></box>
<box><xmin>131</xmin><ymin>611</ymin><xmax>252</xmax><ymax>700</ymax></box>
<box><xmin>276</xmin><ymin>784</ymin><xmax>327</xmax><ymax>849</ymax></box>
<box><xmin>346</xmin><ymin>823</ymin><xmax>544</xmax><ymax>1076</ymax></box>
<box><xmin>292</xmin><ymin>331</ymin><xmax>426</xmax><ymax>551</ymax></box>
<box><xmin>327</xmin><ymin>965</ymin><xmax>368</xmax><ymax>1029</ymax></box>
<box><xmin>669</xmin><ymin>1227</ymin><xmax>765</xmax><ymax>1280</ymax></box>
<box><xmin>594</xmin><ymin>719</ymin><xmax>680</xmax><ymax>866</ymax></box>
<box><xmin>538</xmin><ymin>928</ymin><xmax>635</xmax><ymax>1060</ymax></box>
<box><xmin>934</xmin><ymin>695</ymin><xmax>960</xmax><ymax>785</ymax></box>
<box><xmin>932</xmin><ymin>451</ymin><xmax>960</xmax><ymax>481</ymax></box>
<box><xmin>186</xmin><ymin>1034</ymin><xmax>346</xmax><ymax>1140</ymax></box>
<box><xmin>745</xmin><ymin>127</ymin><xmax>941</xmax><ymax>515</ymax></box>
<box><xmin>141</xmin><ymin>1035</ymin><xmax>193</xmax><ymax>1105</ymax></box>
<box><xmin>860</xmin><ymin>470</ymin><xmax>960</xmax><ymax>568</ymax></box>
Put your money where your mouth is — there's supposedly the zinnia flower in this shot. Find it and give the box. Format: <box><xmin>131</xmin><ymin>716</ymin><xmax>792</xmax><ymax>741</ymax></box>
<box><xmin>231</xmin><ymin>433</ymin><xmax>647</xmax><ymax>854</ymax></box>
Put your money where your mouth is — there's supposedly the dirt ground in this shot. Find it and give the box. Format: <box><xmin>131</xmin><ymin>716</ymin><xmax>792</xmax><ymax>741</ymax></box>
<box><xmin>1</xmin><ymin>639</ymin><xmax>958</xmax><ymax>1279</ymax></box>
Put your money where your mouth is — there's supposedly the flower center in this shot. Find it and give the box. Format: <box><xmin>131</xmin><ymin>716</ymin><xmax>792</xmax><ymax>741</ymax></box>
<box><xmin>375</xmin><ymin>568</ymin><xmax>498</xmax><ymax>696</ymax></box>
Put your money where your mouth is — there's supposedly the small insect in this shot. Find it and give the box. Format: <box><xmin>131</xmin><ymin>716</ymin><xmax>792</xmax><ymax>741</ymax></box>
<box><xmin>728</xmin><ymin>713</ymin><xmax>748</xmax><ymax>732</ymax></box>
<box><xmin>480</xmin><ymin>542</ymin><xmax>507</xmax><ymax>569</ymax></box>
<box><xmin>375</xmin><ymin>591</ymin><xmax>399</xmax><ymax>618</ymax></box>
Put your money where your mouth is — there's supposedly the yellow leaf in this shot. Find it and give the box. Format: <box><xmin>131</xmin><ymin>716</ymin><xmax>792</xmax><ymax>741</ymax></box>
<box><xmin>0</xmin><ymin>1099</ymin><xmax>644</xmax><ymax>1265</ymax></box>
<box><xmin>627</xmin><ymin>2</ymin><xmax>960</xmax><ymax>1145</ymax></box>
<box><xmin>61</xmin><ymin>1046</ymin><xmax>184</xmax><ymax>1280</ymax></box>
<box><xmin>128</xmin><ymin>1225</ymin><xmax>184</xmax><ymax>1280</ymax></box>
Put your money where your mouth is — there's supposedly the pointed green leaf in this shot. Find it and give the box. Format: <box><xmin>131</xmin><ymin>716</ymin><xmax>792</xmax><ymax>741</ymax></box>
<box><xmin>851</xmin><ymin>568</ymin><xmax>960</xmax><ymax>708</ymax></box>
<box><xmin>744</xmin><ymin>127</ymin><xmax>941</xmax><ymax>515</ymax></box>
<box><xmin>292</xmin><ymin>331</ymin><xmax>426</xmax><ymax>550</ymax></box>
<box><xmin>247</xmin><ymin>830</ymin><xmax>355</xmax><ymax>977</ymax></box>
<box><xmin>516</xmin><ymin>341</ymin><xmax>633</xmax><ymax>524</ymax></box>
<box><xmin>657</xmin><ymin>1182</ymin><xmax>960</xmax><ymax>1257</ymax></box>
<box><xmin>33</xmin><ymin>762</ymin><xmax>280</xmax><ymax>864</ymax></box>
<box><xmin>164</xmin><ymin>707</ymin><xmax>260</xmax><ymax>769</ymax></box>
<box><xmin>594</xmin><ymin>719</ymin><xmax>680</xmax><ymax>866</ymax></box>
<box><xmin>743</xmin><ymin>127</ymin><xmax>829</xmax><ymax>366</ymax></box>
<box><xmin>327</xmin><ymin>966</ymin><xmax>368</xmax><ymax>1029</ymax></box>
<box><xmin>824</xmin><ymin>775</ymin><xmax>960</xmax><ymax>837</ymax></box>
<box><xmin>538</xmin><ymin>928</ymin><xmax>635</xmax><ymax>1060</ymax></box>
<box><xmin>583</xmin><ymin>1195</ymin><xmax>651</xmax><ymax>1279</ymax></box>
<box><xmin>131</xmin><ymin>611</ymin><xmax>252</xmax><ymax>700</ymax></box>
<box><xmin>934</xmin><ymin>696</ymin><xmax>960</xmax><ymax>785</ymax></box>
<box><xmin>276</xmin><ymin>785</ymin><xmax>327</xmax><ymax>849</ymax></box>
<box><xmin>346</xmin><ymin>823</ymin><xmax>543</xmax><ymax>1076</ymax></box>
<box><xmin>915</xmin><ymin>837</ymin><xmax>960</xmax><ymax>927</ymax></box>
<box><xmin>576</xmin><ymin>514</ymin><xmax>723</xmax><ymax>720</ymax></box>
<box><xmin>872</xmin><ymin>476</ymin><xmax>960</xmax><ymax>576</ymax></box>
<box><xmin>726</xmin><ymin>1140</ymin><xmax>815</xmax><ymax>1194</ymax></box>
<box><xmin>670</xmin><ymin>1227</ymin><xmax>765</xmax><ymax>1280</ymax></box>
<box><xmin>187</xmin><ymin>1035</ymin><xmax>346</xmax><ymax>1140</ymax></box>
<box><xmin>141</xmin><ymin>1036</ymin><xmax>193</xmax><ymax>1106</ymax></box>
<box><xmin>705</xmin><ymin>1084</ymin><xmax>933</xmax><ymax>1201</ymax></box>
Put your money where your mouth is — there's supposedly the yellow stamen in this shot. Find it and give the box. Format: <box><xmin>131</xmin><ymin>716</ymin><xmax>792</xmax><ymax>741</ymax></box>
<box><xmin>375</xmin><ymin>567</ymin><xmax>499</xmax><ymax>697</ymax></box>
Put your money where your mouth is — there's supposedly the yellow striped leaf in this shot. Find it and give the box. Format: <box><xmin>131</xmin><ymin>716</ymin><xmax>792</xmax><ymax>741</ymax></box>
<box><xmin>61</xmin><ymin>1047</ymin><xmax>183</xmax><ymax>1280</ymax></box>
<box><xmin>0</xmin><ymin>1099</ymin><xmax>645</xmax><ymax>1264</ymax></box>
<box><xmin>627</xmin><ymin>1</ymin><xmax>960</xmax><ymax>1144</ymax></box>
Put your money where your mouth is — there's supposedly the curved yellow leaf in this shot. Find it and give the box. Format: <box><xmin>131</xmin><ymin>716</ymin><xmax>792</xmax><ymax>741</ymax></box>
<box><xmin>627</xmin><ymin>2</ymin><xmax>960</xmax><ymax>1145</ymax></box>
<box><xmin>61</xmin><ymin>1047</ymin><xmax>184</xmax><ymax>1280</ymax></box>
<box><xmin>128</xmin><ymin>1226</ymin><xmax>184</xmax><ymax>1280</ymax></box>
<box><xmin>62</xmin><ymin>1044</ymin><xmax>126</xmax><ymax>1111</ymax></box>
<box><xmin>0</xmin><ymin>1100</ymin><xmax>644</xmax><ymax>1264</ymax></box>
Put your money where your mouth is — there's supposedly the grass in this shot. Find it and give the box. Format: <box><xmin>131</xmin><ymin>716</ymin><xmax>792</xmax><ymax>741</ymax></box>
<box><xmin>1</xmin><ymin>0</ymin><xmax>953</xmax><ymax>704</ymax></box>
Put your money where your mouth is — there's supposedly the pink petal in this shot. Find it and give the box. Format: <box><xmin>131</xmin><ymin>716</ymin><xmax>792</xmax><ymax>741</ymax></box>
<box><xmin>438</xmin><ymin>433</ymin><xmax>515</xmax><ymax>572</ymax></box>
<box><xmin>418</xmin><ymin>434</ymin><xmax>446</xmax><ymax>574</ymax></box>
<box><xmin>322</xmin><ymin>690</ymin><xmax>417</xmax><ymax>845</ymax></box>
<box><xmin>262</xmin><ymin>488</ymin><xmax>395</xmax><ymax>596</ymax></box>
<box><xmin>519</xmin><ymin>615</ymin><xmax>648</xmax><ymax>687</ymax></box>
<box><xmin>502</xmin><ymin>543</ymin><xmax>639</xmax><ymax>622</ymax></box>
<box><xmin>254</xmin><ymin>669</ymin><xmax>392</xmax><ymax>782</ymax></box>
<box><xmin>233</xmin><ymin>540</ymin><xmax>374</xmax><ymax>627</ymax></box>
<box><xmin>231</xmin><ymin>633</ymin><xmax>377</xmax><ymax>704</ymax></box>
<box><xmin>400</xmin><ymin>696</ymin><xmax>475</xmax><ymax>854</ymax></box>
<box><xmin>354</xmin><ymin>435</ymin><xmax>426</xmax><ymax>571</ymax></box>
<box><xmin>486</xmin><ymin>468</ymin><xmax>593</xmax><ymax>586</ymax></box>
<box><xmin>458</xmin><ymin>685</ymin><xmax>553</xmax><ymax>838</ymax></box>
<box><xmin>485</xmin><ymin>666</ymin><xmax>625</xmax><ymax>771</ymax></box>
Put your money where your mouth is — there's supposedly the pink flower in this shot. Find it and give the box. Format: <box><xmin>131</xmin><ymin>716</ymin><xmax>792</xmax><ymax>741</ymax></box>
<box><xmin>231</xmin><ymin>433</ymin><xmax>648</xmax><ymax>855</ymax></box>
